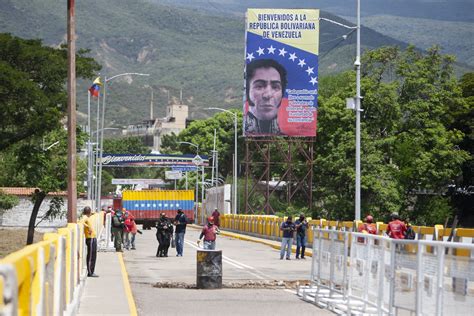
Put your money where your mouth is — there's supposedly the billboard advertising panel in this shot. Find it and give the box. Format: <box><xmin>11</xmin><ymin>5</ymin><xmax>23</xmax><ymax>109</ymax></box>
<box><xmin>243</xmin><ymin>9</ymin><xmax>319</xmax><ymax>137</ymax></box>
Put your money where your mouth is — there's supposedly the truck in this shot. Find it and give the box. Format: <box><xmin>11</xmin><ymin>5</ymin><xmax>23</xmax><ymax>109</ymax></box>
<box><xmin>113</xmin><ymin>189</ymin><xmax>195</xmax><ymax>229</ymax></box>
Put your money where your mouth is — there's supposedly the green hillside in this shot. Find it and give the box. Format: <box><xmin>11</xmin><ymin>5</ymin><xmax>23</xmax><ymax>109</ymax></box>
<box><xmin>0</xmin><ymin>0</ymin><xmax>411</xmax><ymax>127</ymax></box>
<box><xmin>356</xmin><ymin>15</ymin><xmax>474</xmax><ymax>67</ymax></box>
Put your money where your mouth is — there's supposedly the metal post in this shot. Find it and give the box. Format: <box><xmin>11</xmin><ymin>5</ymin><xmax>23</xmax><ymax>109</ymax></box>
<box><xmin>201</xmin><ymin>165</ymin><xmax>205</xmax><ymax>224</ymax></box>
<box><xmin>97</xmin><ymin>76</ymin><xmax>107</xmax><ymax>211</ymax></box>
<box><xmin>66</xmin><ymin>0</ymin><xmax>77</xmax><ymax>223</ymax></box>
<box><xmin>436</xmin><ymin>245</ymin><xmax>445</xmax><ymax>316</ymax></box>
<box><xmin>388</xmin><ymin>242</ymin><xmax>396</xmax><ymax>316</ymax></box>
<box><xmin>205</xmin><ymin>108</ymin><xmax>238</xmax><ymax>215</ymax></box>
<box><xmin>87</xmin><ymin>91</ymin><xmax>91</xmax><ymax>200</ymax></box>
<box><xmin>355</xmin><ymin>0</ymin><xmax>362</xmax><ymax>221</ymax></box>
<box><xmin>233</xmin><ymin>114</ymin><xmax>238</xmax><ymax>215</ymax></box>
<box><xmin>94</xmin><ymin>95</ymin><xmax>100</xmax><ymax>210</ymax></box>
<box><xmin>416</xmin><ymin>241</ymin><xmax>423</xmax><ymax>316</ymax></box>
<box><xmin>211</xmin><ymin>129</ymin><xmax>216</xmax><ymax>187</ymax></box>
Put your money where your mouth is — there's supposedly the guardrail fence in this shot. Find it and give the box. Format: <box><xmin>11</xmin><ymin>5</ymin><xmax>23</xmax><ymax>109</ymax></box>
<box><xmin>298</xmin><ymin>228</ymin><xmax>474</xmax><ymax>315</ymax></box>
<box><xmin>0</xmin><ymin>212</ymin><xmax>103</xmax><ymax>315</ymax></box>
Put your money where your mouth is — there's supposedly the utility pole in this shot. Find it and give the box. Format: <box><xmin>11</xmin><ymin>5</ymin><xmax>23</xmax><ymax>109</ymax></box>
<box><xmin>67</xmin><ymin>0</ymin><xmax>77</xmax><ymax>223</ymax></box>
<box><xmin>355</xmin><ymin>0</ymin><xmax>362</xmax><ymax>221</ymax></box>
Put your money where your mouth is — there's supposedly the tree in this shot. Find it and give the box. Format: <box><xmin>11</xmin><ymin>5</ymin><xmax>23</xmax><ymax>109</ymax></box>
<box><xmin>450</xmin><ymin>72</ymin><xmax>474</xmax><ymax>226</ymax></box>
<box><xmin>0</xmin><ymin>33</ymin><xmax>100</xmax><ymax>244</ymax></box>
<box><xmin>0</xmin><ymin>33</ymin><xmax>99</xmax><ymax>150</ymax></box>
<box><xmin>314</xmin><ymin>46</ymin><xmax>469</xmax><ymax>224</ymax></box>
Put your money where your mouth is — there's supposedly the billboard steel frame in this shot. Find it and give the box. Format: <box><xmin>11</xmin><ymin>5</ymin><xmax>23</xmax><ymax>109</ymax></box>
<box><xmin>244</xmin><ymin>137</ymin><xmax>314</xmax><ymax>214</ymax></box>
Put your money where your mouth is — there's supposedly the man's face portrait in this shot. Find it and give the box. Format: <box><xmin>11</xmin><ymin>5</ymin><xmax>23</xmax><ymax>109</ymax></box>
<box><xmin>248</xmin><ymin>67</ymin><xmax>283</xmax><ymax>121</ymax></box>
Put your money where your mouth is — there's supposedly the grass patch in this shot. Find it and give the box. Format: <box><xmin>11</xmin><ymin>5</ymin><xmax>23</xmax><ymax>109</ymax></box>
<box><xmin>0</xmin><ymin>229</ymin><xmax>44</xmax><ymax>259</ymax></box>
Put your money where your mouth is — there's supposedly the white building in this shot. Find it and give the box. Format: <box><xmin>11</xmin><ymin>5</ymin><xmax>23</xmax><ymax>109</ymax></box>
<box><xmin>123</xmin><ymin>103</ymin><xmax>189</xmax><ymax>151</ymax></box>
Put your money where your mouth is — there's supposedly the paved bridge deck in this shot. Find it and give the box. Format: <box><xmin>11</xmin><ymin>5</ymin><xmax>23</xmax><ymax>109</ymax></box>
<box><xmin>77</xmin><ymin>226</ymin><xmax>331</xmax><ymax>315</ymax></box>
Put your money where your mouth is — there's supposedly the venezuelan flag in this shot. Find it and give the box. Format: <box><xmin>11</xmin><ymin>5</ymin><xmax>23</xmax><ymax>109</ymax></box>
<box><xmin>88</xmin><ymin>77</ymin><xmax>102</xmax><ymax>98</ymax></box>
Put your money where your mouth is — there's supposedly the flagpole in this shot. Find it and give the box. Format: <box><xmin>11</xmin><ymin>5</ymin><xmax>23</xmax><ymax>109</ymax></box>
<box><xmin>95</xmin><ymin>90</ymin><xmax>101</xmax><ymax>211</ymax></box>
<box><xmin>87</xmin><ymin>90</ymin><xmax>92</xmax><ymax>200</ymax></box>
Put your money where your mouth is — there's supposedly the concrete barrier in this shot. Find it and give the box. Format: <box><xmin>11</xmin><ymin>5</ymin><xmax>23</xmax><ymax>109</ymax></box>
<box><xmin>0</xmin><ymin>212</ymin><xmax>103</xmax><ymax>315</ymax></box>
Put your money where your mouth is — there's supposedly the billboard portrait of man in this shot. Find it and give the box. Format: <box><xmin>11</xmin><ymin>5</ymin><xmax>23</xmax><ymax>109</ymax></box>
<box><xmin>243</xmin><ymin>9</ymin><xmax>320</xmax><ymax>137</ymax></box>
<box><xmin>244</xmin><ymin>59</ymin><xmax>287</xmax><ymax>135</ymax></box>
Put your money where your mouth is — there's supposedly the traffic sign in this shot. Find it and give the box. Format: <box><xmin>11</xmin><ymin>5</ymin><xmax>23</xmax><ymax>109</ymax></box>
<box><xmin>165</xmin><ymin>170</ymin><xmax>183</xmax><ymax>180</ymax></box>
<box><xmin>192</xmin><ymin>155</ymin><xmax>203</xmax><ymax>166</ymax></box>
<box><xmin>172</xmin><ymin>166</ymin><xmax>198</xmax><ymax>172</ymax></box>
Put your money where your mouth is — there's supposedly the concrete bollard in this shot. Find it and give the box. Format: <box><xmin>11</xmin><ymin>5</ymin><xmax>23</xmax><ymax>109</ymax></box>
<box><xmin>196</xmin><ymin>250</ymin><xmax>222</xmax><ymax>289</ymax></box>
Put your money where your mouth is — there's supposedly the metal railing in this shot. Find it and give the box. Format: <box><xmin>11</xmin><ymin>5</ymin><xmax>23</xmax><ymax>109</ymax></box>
<box><xmin>298</xmin><ymin>228</ymin><xmax>474</xmax><ymax>315</ymax></box>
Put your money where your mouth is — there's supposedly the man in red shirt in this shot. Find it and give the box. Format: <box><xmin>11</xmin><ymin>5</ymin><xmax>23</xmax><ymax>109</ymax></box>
<box><xmin>211</xmin><ymin>208</ymin><xmax>221</xmax><ymax>227</ymax></box>
<box><xmin>198</xmin><ymin>216</ymin><xmax>220</xmax><ymax>250</ymax></box>
<box><xmin>358</xmin><ymin>215</ymin><xmax>377</xmax><ymax>234</ymax></box>
<box><xmin>357</xmin><ymin>215</ymin><xmax>377</xmax><ymax>242</ymax></box>
<box><xmin>386</xmin><ymin>213</ymin><xmax>407</xmax><ymax>239</ymax></box>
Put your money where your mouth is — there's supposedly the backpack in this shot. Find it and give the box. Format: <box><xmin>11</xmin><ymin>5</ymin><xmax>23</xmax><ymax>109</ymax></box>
<box><xmin>405</xmin><ymin>226</ymin><xmax>416</xmax><ymax>240</ymax></box>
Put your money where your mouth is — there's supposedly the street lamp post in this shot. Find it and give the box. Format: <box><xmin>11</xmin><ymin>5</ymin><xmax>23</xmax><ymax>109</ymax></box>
<box><xmin>321</xmin><ymin>1</ymin><xmax>361</xmax><ymax>221</ymax></box>
<box><xmin>355</xmin><ymin>0</ymin><xmax>362</xmax><ymax>221</ymax></box>
<box><xmin>96</xmin><ymin>73</ymin><xmax>149</xmax><ymax>211</ymax></box>
<box><xmin>178</xmin><ymin>141</ymin><xmax>201</xmax><ymax>222</ymax></box>
<box><xmin>89</xmin><ymin>128</ymin><xmax>119</xmax><ymax>204</ymax></box>
<box><xmin>206</xmin><ymin>107</ymin><xmax>238</xmax><ymax>215</ymax></box>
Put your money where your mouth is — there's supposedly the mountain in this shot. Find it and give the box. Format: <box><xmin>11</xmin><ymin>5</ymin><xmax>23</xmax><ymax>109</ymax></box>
<box><xmin>0</xmin><ymin>0</ymin><xmax>468</xmax><ymax>128</ymax></box>
<box><xmin>152</xmin><ymin>0</ymin><xmax>474</xmax><ymax>67</ymax></box>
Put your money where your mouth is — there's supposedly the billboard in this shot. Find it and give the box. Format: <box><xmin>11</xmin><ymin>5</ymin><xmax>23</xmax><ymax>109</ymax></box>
<box><xmin>243</xmin><ymin>9</ymin><xmax>319</xmax><ymax>137</ymax></box>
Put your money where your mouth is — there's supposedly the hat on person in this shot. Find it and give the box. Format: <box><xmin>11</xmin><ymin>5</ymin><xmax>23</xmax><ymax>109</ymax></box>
<box><xmin>177</xmin><ymin>208</ymin><xmax>183</xmax><ymax>213</ymax></box>
<box><xmin>390</xmin><ymin>212</ymin><xmax>399</xmax><ymax>220</ymax></box>
<box><xmin>207</xmin><ymin>216</ymin><xmax>214</xmax><ymax>224</ymax></box>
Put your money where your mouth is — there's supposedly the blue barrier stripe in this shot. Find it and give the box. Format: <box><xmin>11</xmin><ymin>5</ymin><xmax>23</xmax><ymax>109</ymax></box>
<box><xmin>122</xmin><ymin>200</ymin><xmax>194</xmax><ymax>211</ymax></box>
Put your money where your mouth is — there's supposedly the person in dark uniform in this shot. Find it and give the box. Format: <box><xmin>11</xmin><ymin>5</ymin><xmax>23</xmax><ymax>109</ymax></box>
<box><xmin>156</xmin><ymin>213</ymin><xmax>174</xmax><ymax>257</ymax></box>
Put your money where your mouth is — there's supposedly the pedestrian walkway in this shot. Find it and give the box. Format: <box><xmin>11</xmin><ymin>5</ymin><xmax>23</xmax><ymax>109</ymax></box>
<box><xmin>77</xmin><ymin>252</ymin><xmax>137</xmax><ymax>316</ymax></box>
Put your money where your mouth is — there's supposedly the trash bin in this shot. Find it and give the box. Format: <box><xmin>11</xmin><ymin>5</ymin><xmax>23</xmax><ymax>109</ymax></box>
<box><xmin>196</xmin><ymin>250</ymin><xmax>222</xmax><ymax>289</ymax></box>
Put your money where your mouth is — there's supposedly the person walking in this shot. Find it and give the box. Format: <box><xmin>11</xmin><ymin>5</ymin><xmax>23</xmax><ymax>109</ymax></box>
<box><xmin>174</xmin><ymin>208</ymin><xmax>188</xmax><ymax>257</ymax></box>
<box><xmin>82</xmin><ymin>206</ymin><xmax>98</xmax><ymax>277</ymax></box>
<box><xmin>294</xmin><ymin>214</ymin><xmax>308</xmax><ymax>259</ymax></box>
<box><xmin>386</xmin><ymin>212</ymin><xmax>407</xmax><ymax>239</ymax></box>
<box><xmin>111</xmin><ymin>210</ymin><xmax>125</xmax><ymax>252</ymax></box>
<box><xmin>211</xmin><ymin>208</ymin><xmax>221</xmax><ymax>228</ymax></box>
<box><xmin>280</xmin><ymin>216</ymin><xmax>296</xmax><ymax>260</ymax></box>
<box><xmin>129</xmin><ymin>217</ymin><xmax>142</xmax><ymax>250</ymax></box>
<box><xmin>197</xmin><ymin>216</ymin><xmax>220</xmax><ymax>250</ymax></box>
<box><xmin>156</xmin><ymin>213</ymin><xmax>174</xmax><ymax>257</ymax></box>
<box><xmin>123</xmin><ymin>211</ymin><xmax>133</xmax><ymax>250</ymax></box>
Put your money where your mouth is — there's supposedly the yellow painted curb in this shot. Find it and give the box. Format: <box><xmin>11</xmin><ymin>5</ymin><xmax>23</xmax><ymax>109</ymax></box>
<box><xmin>118</xmin><ymin>253</ymin><xmax>138</xmax><ymax>316</ymax></box>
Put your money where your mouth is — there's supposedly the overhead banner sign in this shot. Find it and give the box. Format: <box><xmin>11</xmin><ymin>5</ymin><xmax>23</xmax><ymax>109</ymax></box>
<box><xmin>99</xmin><ymin>153</ymin><xmax>209</xmax><ymax>167</ymax></box>
<box><xmin>243</xmin><ymin>9</ymin><xmax>319</xmax><ymax>137</ymax></box>
<box><xmin>111</xmin><ymin>179</ymin><xmax>165</xmax><ymax>185</ymax></box>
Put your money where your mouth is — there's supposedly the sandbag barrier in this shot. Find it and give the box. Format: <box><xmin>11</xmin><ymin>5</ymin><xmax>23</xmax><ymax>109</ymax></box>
<box><xmin>0</xmin><ymin>212</ymin><xmax>103</xmax><ymax>315</ymax></box>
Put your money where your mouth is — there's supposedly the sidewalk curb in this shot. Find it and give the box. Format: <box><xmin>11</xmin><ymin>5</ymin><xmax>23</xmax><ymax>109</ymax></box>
<box><xmin>189</xmin><ymin>225</ymin><xmax>312</xmax><ymax>257</ymax></box>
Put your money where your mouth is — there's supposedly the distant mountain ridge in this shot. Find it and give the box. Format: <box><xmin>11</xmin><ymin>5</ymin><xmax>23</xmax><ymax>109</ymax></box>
<box><xmin>0</xmin><ymin>0</ymin><xmax>468</xmax><ymax>128</ymax></box>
